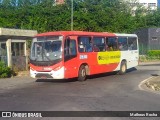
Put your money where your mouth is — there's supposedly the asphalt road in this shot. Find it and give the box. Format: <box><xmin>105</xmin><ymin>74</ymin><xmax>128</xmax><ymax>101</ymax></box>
<box><xmin>0</xmin><ymin>63</ymin><xmax>160</xmax><ymax>120</ymax></box>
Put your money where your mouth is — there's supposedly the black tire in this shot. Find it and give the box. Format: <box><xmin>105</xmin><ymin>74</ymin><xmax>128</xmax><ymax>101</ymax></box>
<box><xmin>118</xmin><ymin>61</ymin><xmax>127</xmax><ymax>75</ymax></box>
<box><xmin>78</xmin><ymin>65</ymin><xmax>86</xmax><ymax>81</ymax></box>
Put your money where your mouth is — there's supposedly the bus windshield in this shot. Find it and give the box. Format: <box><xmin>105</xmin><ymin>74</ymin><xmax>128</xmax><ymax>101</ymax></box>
<box><xmin>30</xmin><ymin>36</ymin><xmax>63</xmax><ymax>62</ymax></box>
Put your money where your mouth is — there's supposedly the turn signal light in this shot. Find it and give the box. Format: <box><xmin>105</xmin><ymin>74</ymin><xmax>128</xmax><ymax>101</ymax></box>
<box><xmin>54</xmin><ymin>66</ymin><xmax>61</xmax><ymax>71</ymax></box>
<box><xmin>30</xmin><ymin>67</ymin><xmax>35</xmax><ymax>71</ymax></box>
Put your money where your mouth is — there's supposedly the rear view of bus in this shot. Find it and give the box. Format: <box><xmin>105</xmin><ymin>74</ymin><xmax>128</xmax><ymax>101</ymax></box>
<box><xmin>30</xmin><ymin>35</ymin><xmax>64</xmax><ymax>79</ymax></box>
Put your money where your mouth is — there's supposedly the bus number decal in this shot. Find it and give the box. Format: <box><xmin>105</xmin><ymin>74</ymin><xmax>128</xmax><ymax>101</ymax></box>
<box><xmin>80</xmin><ymin>55</ymin><xmax>88</xmax><ymax>59</ymax></box>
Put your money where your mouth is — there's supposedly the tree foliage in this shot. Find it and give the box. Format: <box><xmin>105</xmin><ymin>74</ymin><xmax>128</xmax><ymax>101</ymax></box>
<box><xmin>0</xmin><ymin>0</ymin><xmax>160</xmax><ymax>33</ymax></box>
<box><xmin>0</xmin><ymin>61</ymin><xmax>12</xmax><ymax>78</ymax></box>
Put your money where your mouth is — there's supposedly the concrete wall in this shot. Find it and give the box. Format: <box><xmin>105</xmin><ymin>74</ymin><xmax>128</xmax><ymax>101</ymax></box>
<box><xmin>0</xmin><ymin>28</ymin><xmax>37</xmax><ymax>71</ymax></box>
<box><xmin>0</xmin><ymin>28</ymin><xmax>37</xmax><ymax>37</ymax></box>
<box><xmin>135</xmin><ymin>28</ymin><xmax>160</xmax><ymax>54</ymax></box>
<box><xmin>148</xmin><ymin>28</ymin><xmax>160</xmax><ymax>50</ymax></box>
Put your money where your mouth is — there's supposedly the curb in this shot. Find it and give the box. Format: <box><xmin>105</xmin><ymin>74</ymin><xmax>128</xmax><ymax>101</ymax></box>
<box><xmin>139</xmin><ymin>61</ymin><xmax>160</xmax><ymax>66</ymax></box>
<box><xmin>139</xmin><ymin>76</ymin><xmax>160</xmax><ymax>94</ymax></box>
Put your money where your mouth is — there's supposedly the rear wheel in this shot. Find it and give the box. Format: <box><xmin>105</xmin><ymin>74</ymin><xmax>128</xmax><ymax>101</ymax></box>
<box><xmin>78</xmin><ymin>65</ymin><xmax>86</xmax><ymax>81</ymax></box>
<box><xmin>118</xmin><ymin>61</ymin><xmax>127</xmax><ymax>75</ymax></box>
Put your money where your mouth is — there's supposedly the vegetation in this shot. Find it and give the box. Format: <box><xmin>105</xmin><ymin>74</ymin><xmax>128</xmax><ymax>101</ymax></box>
<box><xmin>147</xmin><ymin>50</ymin><xmax>160</xmax><ymax>60</ymax></box>
<box><xmin>0</xmin><ymin>0</ymin><xmax>160</xmax><ymax>33</ymax></box>
<box><xmin>0</xmin><ymin>0</ymin><xmax>160</xmax><ymax>64</ymax></box>
<box><xmin>139</xmin><ymin>50</ymin><xmax>160</xmax><ymax>62</ymax></box>
<box><xmin>0</xmin><ymin>61</ymin><xmax>12</xmax><ymax>78</ymax></box>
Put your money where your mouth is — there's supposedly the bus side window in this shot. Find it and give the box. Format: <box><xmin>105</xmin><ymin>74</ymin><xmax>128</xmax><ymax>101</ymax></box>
<box><xmin>69</xmin><ymin>40</ymin><xmax>77</xmax><ymax>55</ymax></box>
<box><xmin>106</xmin><ymin>37</ymin><xmax>118</xmax><ymax>51</ymax></box>
<box><xmin>64</xmin><ymin>38</ymin><xmax>70</xmax><ymax>56</ymax></box>
<box><xmin>64</xmin><ymin>38</ymin><xmax>77</xmax><ymax>56</ymax></box>
<box><xmin>78</xmin><ymin>41</ymin><xmax>85</xmax><ymax>52</ymax></box>
<box><xmin>93</xmin><ymin>37</ymin><xmax>105</xmax><ymax>52</ymax></box>
<box><xmin>78</xmin><ymin>37</ymin><xmax>92</xmax><ymax>53</ymax></box>
<box><xmin>128</xmin><ymin>37</ymin><xmax>137</xmax><ymax>50</ymax></box>
<box><xmin>118</xmin><ymin>37</ymin><xmax>128</xmax><ymax>51</ymax></box>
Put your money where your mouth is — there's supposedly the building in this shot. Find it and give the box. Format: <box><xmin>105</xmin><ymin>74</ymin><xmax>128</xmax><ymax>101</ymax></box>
<box><xmin>0</xmin><ymin>28</ymin><xmax>37</xmax><ymax>71</ymax></box>
<box><xmin>138</xmin><ymin>0</ymin><xmax>157</xmax><ymax>10</ymax></box>
<box><xmin>134</xmin><ymin>28</ymin><xmax>160</xmax><ymax>54</ymax></box>
<box><xmin>125</xmin><ymin>0</ymin><xmax>158</xmax><ymax>14</ymax></box>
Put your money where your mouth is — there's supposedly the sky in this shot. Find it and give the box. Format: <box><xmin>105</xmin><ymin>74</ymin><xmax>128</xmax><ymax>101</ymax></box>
<box><xmin>158</xmin><ymin>0</ymin><xmax>160</xmax><ymax>7</ymax></box>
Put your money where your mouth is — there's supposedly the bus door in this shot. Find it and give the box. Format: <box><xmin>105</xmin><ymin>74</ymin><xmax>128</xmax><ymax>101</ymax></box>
<box><xmin>64</xmin><ymin>36</ymin><xmax>78</xmax><ymax>78</ymax></box>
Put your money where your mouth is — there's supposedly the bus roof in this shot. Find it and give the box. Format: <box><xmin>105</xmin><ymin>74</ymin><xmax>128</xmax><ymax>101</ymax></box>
<box><xmin>36</xmin><ymin>31</ymin><xmax>116</xmax><ymax>37</ymax></box>
<box><xmin>114</xmin><ymin>33</ymin><xmax>137</xmax><ymax>37</ymax></box>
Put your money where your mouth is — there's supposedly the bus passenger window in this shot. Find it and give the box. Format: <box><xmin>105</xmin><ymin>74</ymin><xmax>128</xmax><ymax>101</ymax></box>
<box><xmin>106</xmin><ymin>37</ymin><xmax>118</xmax><ymax>51</ymax></box>
<box><xmin>93</xmin><ymin>37</ymin><xmax>105</xmax><ymax>52</ymax></box>
<box><xmin>78</xmin><ymin>42</ymin><xmax>85</xmax><ymax>52</ymax></box>
<box><xmin>64</xmin><ymin>39</ymin><xmax>77</xmax><ymax>56</ymax></box>
<box><xmin>69</xmin><ymin>40</ymin><xmax>77</xmax><ymax>55</ymax></box>
<box><xmin>78</xmin><ymin>37</ymin><xmax>92</xmax><ymax>53</ymax></box>
<box><xmin>128</xmin><ymin>37</ymin><xmax>137</xmax><ymax>50</ymax></box>
<box><xmin>118</xmin><ymin>37</ymin><xmax>128</xmax><ymax>51</ymax></box>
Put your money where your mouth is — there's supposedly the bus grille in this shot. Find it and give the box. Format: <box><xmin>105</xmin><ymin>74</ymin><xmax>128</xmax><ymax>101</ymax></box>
<box><xmin>36</xmin><ymin>73</ymin><xmax>53</xmax><ymax>79</ymax></box>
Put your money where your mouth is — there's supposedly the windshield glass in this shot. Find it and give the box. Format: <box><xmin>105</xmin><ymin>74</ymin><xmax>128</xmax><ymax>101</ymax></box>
<box><xmin>30</xmin><ymin>36</ymin><xmax>63</xmax><ymax>62</ymax></box>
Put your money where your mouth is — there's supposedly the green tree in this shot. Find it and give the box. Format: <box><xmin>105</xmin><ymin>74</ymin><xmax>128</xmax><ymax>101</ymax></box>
<box><xmin>146</xmin><ymin>8</ymin><xmax>160</xmax><ymax>27</ymax></box>
<box><xmin>0</xmin><ymin>0</ymin><xmax>160</xmax><ymax>34</ymax></box>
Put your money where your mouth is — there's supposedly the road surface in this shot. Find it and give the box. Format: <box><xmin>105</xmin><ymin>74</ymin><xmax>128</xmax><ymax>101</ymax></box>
<box><xmin>0</xmin><ymin>63</ymin><xmax>160</xmax><ymax>120</ymax></box>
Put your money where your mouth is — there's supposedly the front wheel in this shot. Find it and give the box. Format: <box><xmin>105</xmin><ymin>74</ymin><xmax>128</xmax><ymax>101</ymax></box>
<box><xmin>78</xmin><ymin>65</ymin><xmax>86</xmax><ymax>81</ymax></box>
<box><xmin>118</xmin><ymin>61</ymin><xmax>127</xmax><ymax>75</ymax></box>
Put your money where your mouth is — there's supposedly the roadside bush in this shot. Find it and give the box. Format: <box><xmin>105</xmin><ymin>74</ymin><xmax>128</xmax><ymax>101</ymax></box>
<box><xmin>147</xmin><ymin>50</ymin><xmax>160</xmax><ymax>60</ymax></box>
<box><xmin>139</xmin><ymin>55</ymin><xmax>147</xmax><ymax>62</ymax></box>
<box><xmin>0</xmin><ymin>61</ymin><xmax>12</xmax><ymax>78</ymax></box>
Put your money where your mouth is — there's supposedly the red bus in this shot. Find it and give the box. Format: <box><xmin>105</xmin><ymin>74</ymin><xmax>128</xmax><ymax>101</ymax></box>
<box><xmin>30</xmin><ymin>31</ymin><xmax>139</xmax><ymax>81</ymax></box>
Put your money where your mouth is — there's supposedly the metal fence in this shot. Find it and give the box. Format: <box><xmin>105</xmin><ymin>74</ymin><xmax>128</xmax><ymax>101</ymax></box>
<box><xmin>139</xmin><ymin>43</ymin><xmax>160</xmax><ymax>61</ymax></box>
<box><xmin>139</xmin><ymin>43</ymin><xmax>148</xmax><ymax>55</ymax></box>
<box><xmin>0</xmin><ymin>56</ymin><xmax>7</xmax><ymax>65</ymax></box>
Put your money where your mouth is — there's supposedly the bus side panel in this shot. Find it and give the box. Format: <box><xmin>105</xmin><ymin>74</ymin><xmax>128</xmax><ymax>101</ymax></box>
<box><xmin>64</xmin><ymin>51</ymin><xmax>121</xmax><ymax>78</ymax></box>
<box><xmin>64</xmin><ymin>57</ymin><xmax>79</xmax><ymax>79</ymax></box>
<box><xmin>114</xmin><ymin>50</ymin><xmax>139</xmax><ymax>71</ymax></box>
<box><xmin>78</xmin><ymin>52</ymin><xmax>120</xmax><ymax>75</ymax></box>
<box><xmin>89</xmin><ymin>51</ymin><xmax>120</xmax><ymax>74</ymax></box>
<box><xmin>89</xmin><ymin>63</ymin><xmax>119</xmax><ymax>75</ymax></box>
<box><xmin>64</xmin><ymin>52</ymin><xmax>119</xmax><ymax>79</ymax></box>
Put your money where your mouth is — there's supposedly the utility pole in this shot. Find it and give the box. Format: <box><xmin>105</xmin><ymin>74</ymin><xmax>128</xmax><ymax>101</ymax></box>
<box><xmin>53</xmin><ymin>0</ymin><xmax>56</xmax><ymax>6</ymax></box>
<box><xmin>71</xmin><ymin>0</ymin><xmax>73</xmax><ymax>31</ymax></box>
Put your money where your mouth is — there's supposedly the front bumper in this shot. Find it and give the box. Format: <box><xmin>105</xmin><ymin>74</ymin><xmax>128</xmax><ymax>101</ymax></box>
<box><xmin>30</xmin><ymin>67</ymin><xmax>65</xmax><ymax>79</ymax></box>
